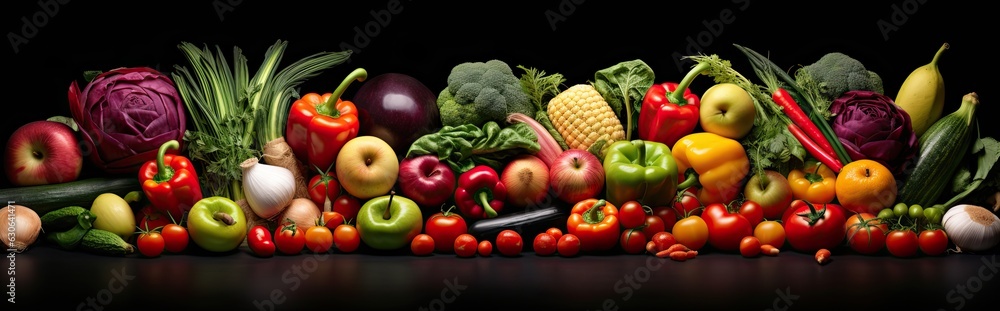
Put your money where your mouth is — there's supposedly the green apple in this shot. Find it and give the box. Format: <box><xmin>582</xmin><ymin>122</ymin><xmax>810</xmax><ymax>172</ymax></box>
<box><xmin>699</xmin><ymin>83</ymin><xmax>756</xmax><ymax>139</ymax></box>
<box><xmin>187</xmin><ymin>196</ymin><xmax>247</xmax><ymax>253</ymax></box>
<box><xmin>356</xmin><ymin>192</ymin><xmax>423</xmax><ymax>250</ymax></box>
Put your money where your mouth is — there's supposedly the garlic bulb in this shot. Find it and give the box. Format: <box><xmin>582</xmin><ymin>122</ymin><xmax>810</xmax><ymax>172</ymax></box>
<box><xmin>242</xmin><ymin>157</ymin><xmax>296</xmax><ymax>220</ymax></box>
<box><xmin>942</xmin><ymin>204</ymin><xmax>1000</xmax><ymax>252</ymax></box>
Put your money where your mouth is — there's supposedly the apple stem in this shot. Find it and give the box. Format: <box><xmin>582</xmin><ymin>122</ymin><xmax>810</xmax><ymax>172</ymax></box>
<box><xmin>384</xmin><ymin>190</ymin><xmax>395</xmax><ymax>220</ymax></box>
<box><xmin>477</xmin><ymin>191</ymin><xmax>498</xmax><ymax>218</ymax></box>
<box><xmin>321</xmin><ymin>68</ymin><xmax>368</xmax><ymax>117</ymax></box>
<box><xmin>584</xmin><ymin>200</ymin><xmax>607</xmax><ymax>224</ymax></box>
<box><xmin>213</xmin><ymin>212</ymin><xmax>236</xmax><ymax>226</ymax></box>
<box><xmin>153</xmin><ymin>140</ymin><xmax>180</xmax><ymax>183</ymax></box>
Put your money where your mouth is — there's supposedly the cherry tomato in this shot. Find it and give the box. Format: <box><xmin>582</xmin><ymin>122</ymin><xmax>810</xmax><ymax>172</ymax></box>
<box><xmin>496</xmin><ymin>230</ymin><xmax>523</xmax><ymax>257</ymax></box>
<box><xmin>557</xmin><ymin>234</ymin><xmax>582</xmax><ymax>257</ymax></box>
<box><xmin>308</xmin><ymin>171</ymin><xmax>340</xmax><ymax>210</ymax></box>
<box><xmin>672</xmin><ymin>215</ymin><xmax>709</xmax><ymax>251</ymax></box>
<box><xmin>618</xmin><ymin>201</ymin><xmax>647</xmax><ymax>229</ymax></box>
<box><xmin>274</xmin><ymin>221</ymin><xmax>306</xmax><ymax>255</ymax></box>
<box><xmin>332</xmin><ymin>194</ymin><xmax>362</xmax><ymax>223</ymax></box>
<box><xmin>545</xmin><ymin>227</ymin><xmax>563</xmax><ymax>241</ymax></box>
<box><xmin>305</xmin><ymin>225</ymin><xmax>334</xmax><ymax>253</ymax></box>
<box><xmin>651</xmin><ymin>206</ymin><xmax>677</xmax><ymax>233</ymax></box>
<box><xmin>909</xmin><ymin>204</ymin><xmax>925</xmax><ymax>220</ymax></box>
<box><xmin>876</xmin><ymin>208</ymin><xmax>895</xmax><ymax>221</ymax></box>
<box><xmin>886</xmin><ymin>229</ymin><xmax>919</xmax><ymax>258</ymax></box>
<box><xmin>247</xmin><ymin>225</ymin><xmax>276</xmax><ymax>257</ymax></box>
<box><xmin>924</xmin><ymin>206</ymin><xmax>945</xmax><ymax>225</ymax></box>
<box><xmin>478</xmin><ymin>240</ymin><xmax>493</xmax><ymax>257</ymax></box>
<box><xmin>649</xmin><ymin>232</ymin><xmax>676</xmax><ymax>253</ymax></box>
<box><xmin>454</xmin><ymin>234</ymin><xmax>478</xmax><ymax>258</ymax></box>
<box><xmin>844</xmin><ymin>213</ymin><xmax>888</xmax><ymax>255</ymax></box>
<box><xmin>918</xmin><ymin>228</ymin><xmax>949</xmax><ymax>256</ymax></box>
<box><xmin>892</xmin><ymin>203</ymin><xmax>908</xmax><ymax>218</ymax></box>
<box><xmin>160</xmin><ymin>223</ymin><xmax>189</xmax><ymax>253</ymax></box>
<box><xmin>137</xmin><ymin>231</ymin><xmax>165</xmax><ymax>258</ymax></box>
<box><xmin>533</xmin><ymin>233</ymin><xmax>558</xmax><ymax>256</ymax></box>
<box><xmin>674</xmin><ymin>188</ymin><xmax>703</xmax><ymax>217</ymax></box>
<box><xmin>333</xmin><ymin>224</ymin><xmax>360</xmax><ymax>253</ymax></box>
<box><xmin>620</xmin><ymin>228</ymin><xmax>647</xmax><ymax>254</ymax></box>
<box><xmin>410</xmin><ymin>234</ymin><xmax>435</xmax><ymax>256</ymax></box>
<box><xmin>424</xmin><ymin>207</ymin><xmax>468</xmax><ymax>253</ymax></box>
<box><xmin>641</xmin><ymin>215</ymin><xmax>666</xmax><ymax>240</ymax></box>
<box><xmin>739</xmin><ymin>236</ymin><xmax>761</xmax><ymax>257</ymax></box>
<box><xmin>323</xmin><ymin>211</ymin><xmax>346</xmax><ymax>230</ymax></box>
<box><xmin>738</xmin><ymin>200</ymin><xmax>764</xmax><ymax>228</ymax></box>
<box><xmin>753</xmin><ymin>220</ymin><xmax>786</xmax><ymax>249</ymax></box>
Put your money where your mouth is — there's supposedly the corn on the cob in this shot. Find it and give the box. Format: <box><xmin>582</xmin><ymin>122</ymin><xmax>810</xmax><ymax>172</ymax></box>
<box><xmin>546</xmin><ymin>84</ymin><xmax>625</xmax><ymax>151</ymax></box>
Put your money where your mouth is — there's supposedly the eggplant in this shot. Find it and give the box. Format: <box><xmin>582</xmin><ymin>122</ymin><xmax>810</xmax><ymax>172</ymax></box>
<box><xmin>467</xmin><ymin>203</ymin><xmax>570</xmax><ymax>240</ymax></box>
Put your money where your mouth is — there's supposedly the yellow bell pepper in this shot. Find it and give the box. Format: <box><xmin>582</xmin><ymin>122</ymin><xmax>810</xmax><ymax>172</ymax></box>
<box><xmin>672</xmin><ymin>132</ymin><xmax>750</xmax><ymax>205</ymax></box>
<box><xmin>787</xmin><ymin>160</ymin><xmax>837</xmax><ymax>204</ymax></box>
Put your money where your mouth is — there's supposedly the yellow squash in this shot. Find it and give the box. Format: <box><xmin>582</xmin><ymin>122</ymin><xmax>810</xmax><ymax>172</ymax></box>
<box><xmin>894</xmin><ymin>43</ymin><xmax>948</xmax><ymax>137</ymax></box>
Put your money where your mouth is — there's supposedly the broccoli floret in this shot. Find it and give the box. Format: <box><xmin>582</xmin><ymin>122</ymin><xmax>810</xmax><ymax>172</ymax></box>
<box><xmin>797</xmin><ymin>52</ymin><xmax>884</xmax><ymax>100</ymax></box>
<box><xmin>437</xmin><ymin>59</ymin><xmax>534</xmax><ymax>127</ymax></box>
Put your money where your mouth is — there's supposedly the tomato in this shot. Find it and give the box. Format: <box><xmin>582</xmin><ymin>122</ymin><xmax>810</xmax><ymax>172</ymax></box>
<box><xmin>308</xmin><ymin>171</ymin><xmax>341</xmax><ymax>210</ymax></box>
<box><xmin>886</xmin><ymin>229</ymin><xmax>919</xmax><ymax>257</ymax></box>
<box><xmin>844</xmin><ymin>213</ymin><xmax>887</xmax><ymax>255</ymax></box>
<box><xmin>649</xmin><ymin>232</ymin><xmax>676</xmax><ymax>253</ymax></box>
<box><xmin>496</xmin><ymin>230</ymin><xmax>523</xmax><ymax>257</ymax></box>
<box><xmin>651</xmin><ymin>206</ymin><xmax>677</xmax><ymax>233</ymax></box>
<box><xmin>533</xmin><ymin>233</ymin><xmax>558</xmax><ymax>256</ymax></box>
<box><xmin>160</xmin><ymin>223</ymin><xmax>189</xmax><ymax>253</ymax></box>
<box><xmin>753</xmin><ymin>220</ymin><xmax>785</xmax><ymax>249</ymax></box>
<box><xmin>876</xmin><ymin>208</ymin><xmax>895</xmax><ymax>221</ymax></box>
<box><xmin>545</xmin><ymin>227</ymin><xmax>563</xmax><ymax>241</ymax></box>
<box><xmin>923</xmin><ymin>206</ymin><xmax>945</xmax><ymax>225</ymax></box>
<box><xmin>674</xmin><ymin>188</ymin><xmax>703</xmax><ymax>217</ymax></box>
<box><xmin>620</xmin><ymin>228</ymin><xmax>647</xmax><ymax>254</ymax></box>
<box><xmin>332</xmin><ymin>194</ymin><xmax>362</xmax><ymax>223</ymax></box>
<box><xmin>322</xmin><ymin>211</ymin><xmax>346</xmax><ymax>230</ymax></box>
<box><xmin>783</xmin><ymin>200</ymin><xmax>847</xmax><ymax>253</ymax></box>
<box><xmin>557</xmin><ymin>234</ymin><xmax>582</xmax><ymax>257</ymax></box>
<box><xmin>739</xmin><ymin>236</ymin><xmax>761</xmax><ymax>257</ymax></box>
<box><xmin>248</xmin><ymin>225</ymin><xmax>276</xmax><ymax>257</ymax></box>
<box><xmin>333</xmin><ymin>224</ymin><xmax>360</xmax><ymax>253</ymax></box>
<box><xmin>274</xmin><ymin>221</ymin><xmax>307</xmax><ymax>255</ymax></box>
<box><xmin>641</xmin><ymin>215</ymin><xmax>666</xmax><ymax>240</ymax></box>
<box><xmin>454</xmin><ymin>234</ymin><xmax>478</xmax><ymax>258</ymax></box>
<box><xmin>918</xmin><ymin>228</ymin><xmax>949</xmax><ymax>256</ymax></box>
<box><xmin>410</xmin><ymin>234</ymin><xmax>435</xmax><ymax>256</ymax></box>
<box><xmin>134</xmin><ymin>205</ymin><xmax>171</xmax><ymax>234</ymax></box>
<box><xmin>424</xmin><ymin>207</ymin><xmax>468</xmax><ymax>253</ymax></box>
<box><xmin>702</xmin><ymin>203</ymin><xmax>753</xmax><ymax>252</ymax></box>
<box><xmin>305</xmin><ymin>225</ymin><xmax>334</xmax><ymax>253</ymax></box>
<box><xmin>892</xmin><ymin>203</ymin><xmax>908</xmax><ymax>218</ymax></box>
<box><xmin>908</xmin><ymin>204</ymin><xmax>924</xmax><ymax>220</ymax></box>
<box><xmin>618</xmin><ymin>201</ymin><xmax>647</xmax><ymax>229</ymax></box>
<box><xmin>672</xmin><ymin>215</ymin><xmax>709</xmax><ymax>251</ymax></box>
<box><xmin>738</xmin><ymin>200</ymin><xmax>764</xmax><ymax>228</ymax></box>
<box><xmin>478</xmin><ymin>240</ymin><xmax>493</xmax><ymax>257</ymax></box>
<box><xmin>137</xmin><ymin>231</ymin><xmax>165</xmax><ymax>258</ymax></box>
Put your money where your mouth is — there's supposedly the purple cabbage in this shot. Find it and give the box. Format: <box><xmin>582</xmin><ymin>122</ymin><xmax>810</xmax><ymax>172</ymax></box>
<box><xmin>68</xmin><ymin>67</ymin><xmax>187</xmax><ymax>174</ymax></box>
<box><xmin>830</xmin><ymin>90</ymin><xmax>918</xmax><ymax>176</ymax></box>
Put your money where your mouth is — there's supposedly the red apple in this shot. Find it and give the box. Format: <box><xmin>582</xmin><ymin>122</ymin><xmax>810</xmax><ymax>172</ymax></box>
<box><xmin>397</xmin><ymin>155</ymin><xmax>456</xmax><ymax>209</ymax></box>
<box><xmin>4</xmin><ymin>120</ymin><xmax>83</xmax><ymax>186</ymax></box>
<box><xmin>549</xmin><ymin>149</ymin><xmax>605</xmax><ymax>204</ymax></box>
<box><xmin>743</xmin><ymin>170</ymin><xmax>794</xmax><ymax>220</ymax></box>
<box><xmin>501</xmin><ymin>154</ymin><xmax>549</xmax><ymax>208</ymax></box>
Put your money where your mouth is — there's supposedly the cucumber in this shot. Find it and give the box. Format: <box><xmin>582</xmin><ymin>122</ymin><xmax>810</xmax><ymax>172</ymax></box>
<box><xmin>0</xmin><ymin>177</ymin><xmax>141</xmax><ymax>216</ymax></box>
<box><xmin>467</xmin><ymin>205</ymin><xmax>569</xmax><ymax>240</ymax></box>
<box><xmin>40</xmin><ymin>206</ymin><xmax>88</xmax><ymax>232</ymax></box>
<box><xmin>79</xmin><ymin>229</ymin><xmax>135</xmax><ymax>256</ymax></box>
<box><xmin>47</xmin><ymin>211</ymin><xmax>96</xmax><ymax>250</ymax></box>
<box><xmin>897</xmin><ymin>93</ymin><xmax>979</xmax><ymax>207</ymax></box>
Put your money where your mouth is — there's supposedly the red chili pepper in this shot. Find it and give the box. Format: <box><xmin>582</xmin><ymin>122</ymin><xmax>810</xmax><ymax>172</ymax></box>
<box><xmin>788</xmin><ymin>123</ymin><xmax>842</xmax><ymax>173</ymax></box>
<box><xmin>453</xmin><ymin>165</ymin><xmax>507</xmax><ymax>219</ymax></box>
<box><xmin>773</xmin><ymin>88</ymin><xmax>836</xmax><ymax>159</ymax></box>
<box><xmin>138</xmin><ymin>140</ymin><xmax>204</xmax><ymax>221</ymax></box>
<box><xmin>637</xmin><ymin>62</ymin><xmax>710</xmax><ymax>147</ymax></box>
<box><xmin>286</xmin><ymin>68</ymin><xmax>366</xmax><ymax>173</ymax></box>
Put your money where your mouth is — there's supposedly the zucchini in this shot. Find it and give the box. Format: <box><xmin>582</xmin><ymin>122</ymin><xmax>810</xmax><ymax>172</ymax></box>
<box><xmin>40</xmin><ymin>206</ymin><xmax>88</xmax><ymax>232</ymax></box>
<box><xmin>897</xmin><ymin>93</ymin><xmax>979</xmax><ymax>207</ymax></box>
<box><xmin>0</xmin><ymin>177</ymin><xmax>141</xmax><ymax>216</ymax></box>
<box><xmin>79</xmin><ymin>228</ymin><xmax>135</xmax><ymax>256</ymax></box>
<box><xmin>467</xmin><ymin>204</ymin><xmax>569</xmax><ymax>240</ymax></box>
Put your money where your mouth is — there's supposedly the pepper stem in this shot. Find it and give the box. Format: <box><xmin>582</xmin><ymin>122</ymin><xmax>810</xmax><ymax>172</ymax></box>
<box><xmin>153</xmin><ymin>140</ymin><xmax>180</xmax><ymax>183</ymax></box>
<box><xmin>384</xmin><ymin>190</ymin><xmax>395</xmax><ymax>220</ymax></box>
<box><xmin>666</xmin><ymin>62</ymin><xmax>711</xmax><ymax>105</ymax></box>
<box><xmin>584</xmin><ymin>200</ymin><xmax>607</xmax><ymax>224</ymax></box>
<box><xmin>636</xmin><ymin>140</ymin><xmax>646</xmax><ymax>165</ymax></box>
<box><xmin>477</xmin><ymin>191</ymin><xmax>498</xmax><ymax>218</ymax></box>
<box><xmin>677</xmin><ymin>169</ymin><xmax>700</xmax><ymax>190</ymax></box>
<box><xmin>321</xmin><ymin>68</ymin><xmax>368</xmax><ymax>117</ymax></box>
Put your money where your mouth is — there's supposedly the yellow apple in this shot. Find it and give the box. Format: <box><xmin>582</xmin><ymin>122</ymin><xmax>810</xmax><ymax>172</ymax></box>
<box><xmin>699</xmin><ymin>83</ymin><xmax>756</xmax><ymax>139</ymax></box>
<box><xmin>336</xmin><ymin>136</ymin><xmax>399</xmax><ymax>199</ymax></box>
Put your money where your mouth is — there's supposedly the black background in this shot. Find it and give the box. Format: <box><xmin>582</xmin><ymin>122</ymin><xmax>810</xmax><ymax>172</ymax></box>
<box><xmin>3</xmin><ymin>1</ymin><xmax>1000</xmax><ymax>310</ymax></box>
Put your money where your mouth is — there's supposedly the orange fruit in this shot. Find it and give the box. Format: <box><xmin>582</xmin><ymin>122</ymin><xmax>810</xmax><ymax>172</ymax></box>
<box><xmin>835</xmin><ymin>160</ymin><xmax>897</xmax><ymax>214</ymax></box>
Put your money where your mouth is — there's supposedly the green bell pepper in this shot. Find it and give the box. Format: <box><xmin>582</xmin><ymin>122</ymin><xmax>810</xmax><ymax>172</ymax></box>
<box><xmin>602</xmin><ymin>139</ymin><xmax>678</xmax><ymax>208</ymax></box>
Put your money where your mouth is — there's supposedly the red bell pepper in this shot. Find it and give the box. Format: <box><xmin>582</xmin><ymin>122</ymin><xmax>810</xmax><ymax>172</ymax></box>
<box><xmin>286</xmin><ymin>68</ymin><xmax>366</xmax><ymax>172</ymax></box>
<box><xmin>566</xmin><ymin>198</ymin><xmax>620</xmax><ymax>252</ymax></box>
<box><xmin>637</xmin><ymin>62</ymin><xmax>711</xmax><ymax>147</ymax></box>
<box><xmin>138</xmin><ymin>140</ymin><xmax>204</xmax><ymax>220</ymax></box>
<box><xmin>453</xmin><ymin>165</ymin><xmax>507</xmax><ymax>219</ymax></box>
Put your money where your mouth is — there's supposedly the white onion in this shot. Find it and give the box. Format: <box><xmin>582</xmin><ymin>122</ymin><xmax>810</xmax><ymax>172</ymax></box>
<box><xmin>242</xmin><ymin>157</ymin><xmax>296</xmax><ymax>220</ymax></box>
<box><xmin>279</xmin><ymin>198</ymin><xmax>322</xmax><ymax>231</ymax></box>
<box><xmin>943</xmin><ymin>204</ymin><xmax>1000</xmax><ymax>252</ymax></box>
<box><xmin>1</xmin><ymin>205</ymin><xmax>41</xmax><ymax>252</ymax></box>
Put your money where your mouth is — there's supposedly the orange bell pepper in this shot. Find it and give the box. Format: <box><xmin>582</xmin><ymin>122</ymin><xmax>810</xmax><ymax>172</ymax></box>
<box><xmin>787</xmin><ymin>160</ymin><xmax>837</xmax><ymax>204</ymax></box>
<box><xmin>566</xmin><ymin>199</ymin><xmax>620</xmax><ymax>252</ymax></box>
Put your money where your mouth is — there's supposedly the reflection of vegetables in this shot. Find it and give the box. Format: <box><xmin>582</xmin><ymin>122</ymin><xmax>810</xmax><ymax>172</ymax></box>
<box><xmin>592</xmin><ymin>59</ymin><xmax>655</xmax><ymax>141</ymax></box>
<box><xmin>437</xmin><ymin>60</ymin><xmax>534</xmax><ymax>127</ymax></box>
<box><xmin>898</xmin><ymin>93</ymin><xmax>978</xmax><ymax>208</ymax></box>
<box><xmin>829</xmin><ymin>90</ymin><xmax>919</xmax><ymax>176</ymax></box>
<box><xmin>547</xmin><ymin>84</ymin><xmax>625</xmax><ymax>153</ymax></box>
<box><xmin>795</xmin><ymin>52</ymin><xmax>884</xmax><ymax>103</ymax></box>
<box><xmin>406</xmin><ymin>121</ymin><xmax>540</xmax><ymax>174</ymax></box>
